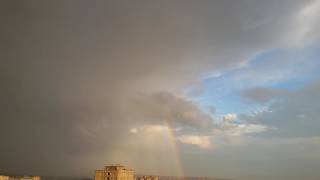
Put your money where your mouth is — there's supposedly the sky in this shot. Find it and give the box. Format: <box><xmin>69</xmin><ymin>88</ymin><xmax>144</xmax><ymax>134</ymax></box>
<box><xmin>1</xmin><ymin>1</ymin><xmax>320</xmax><ymax>180</ymax></box>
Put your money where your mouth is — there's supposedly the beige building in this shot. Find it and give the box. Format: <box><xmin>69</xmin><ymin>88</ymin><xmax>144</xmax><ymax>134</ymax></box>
<box><xmin>137</xmin><ymin>176</ymin><xmax>158</xmax><ymax>180</ymax></box>
<box><xmin>0</xmin><ymin>175</ymin><xmax>9</xmax><ymax>180</ymax></box>
<box><xmin>95</xmin><ymin>165</ymin><xmax>135</xmax><ymax>180</ymax></box>
<box><xmin>0</xmin><ymin>176</ymin><xmax>40</xmax><ymax>180</ymax></box>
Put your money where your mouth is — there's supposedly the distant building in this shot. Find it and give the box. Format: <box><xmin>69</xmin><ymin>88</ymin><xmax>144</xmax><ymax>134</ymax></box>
<box><xmin>95</xmin><ymin>165</ymin><xmax>135</xmax><ymax>180</ymax></box>
<box><xmin>0</xmin><ymin>175</ymin><xmax>9</xmax><ymax>180</ymax></box>
<box><xmin>9</xmin><ymin>176</ymin><xmax>40</xmax><ymax>180</ymax></box>
<box><xmin>0</xmin><ymin>175</ymin><xmax>40</xmax><ymax>180</ymax></box>
<box><xmin>136</xmin><ymin>176</ymin><xmax>158</xmax><ymax>180</ymax></box>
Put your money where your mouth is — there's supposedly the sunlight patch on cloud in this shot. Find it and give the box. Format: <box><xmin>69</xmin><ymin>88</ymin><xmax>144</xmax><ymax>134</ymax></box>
<box><xmin>177</xmin><ymin>135</ymin><xmax>212</xmax><ymax>149</ymax></box>
<box><xmin>288</xmin><ymin>0</ymin><xmax>320</xmax><ymax>46</ymax></box>
<box><xmin>216</xmin><ymin>113</ymin><xmax>269</xmax><ymax>137</ymax></box>
<box><xmin>130</xmin><ymin>125</ymin><xmax>170</xmax><ymax>134</ymax></box>
<box><xmin>129</xmin><ymin>128</ymin><xmax>138</xmax><ymax>134</ymax></box>
<box><xmin>223</xmin><ymin>113</ymin><xmax>237</xmax><ymax>122</ymax></box>
<box><xmin>228</xmin><ymin>124</ymin><xmax>268</xmax><ymax>136</ymax></box>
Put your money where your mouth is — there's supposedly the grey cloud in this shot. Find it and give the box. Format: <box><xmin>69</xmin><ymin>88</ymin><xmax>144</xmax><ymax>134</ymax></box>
<box><xmin>0</xmin><ymin>0</ymin><xmax>317</xmax><ymax>178</ymax></box>
<box><xmin>128</xmin><ymin>92</ymin><xmax>213</xmax><ymax>129</ymax></box>
<box><xmin>180</xmin><ymin>136</ymin><xmax>320</xmax><ymax>180</ymax></box>
<box><xmin>243</xmin><ymin>79</ymin><xmax>320</xmax><ymax>137</ymax></box>
<box><xmin>241</xmin><ymin>87</ymin><xmax>287</xmax><ymax>103</ymax></box>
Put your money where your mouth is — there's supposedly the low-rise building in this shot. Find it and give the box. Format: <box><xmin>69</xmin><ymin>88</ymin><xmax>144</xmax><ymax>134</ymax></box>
<box><xmin>137</xmin><ymin>176</ymin><xmax>158</xmax><ymax>180</ymax></box>
<box><xmin>95</xmin><ymin>165</ymin><xmax>135</xmax><ymax>180</ymax></box>
<box><xmin>0</xmin><ymin>176</ymin><xmax>40</xmax><ymax>180</ymax></box>
<box><xmin>0</xmin><ymin>175</ymin><xmax>9</xmax><ymax>180</ymax></box>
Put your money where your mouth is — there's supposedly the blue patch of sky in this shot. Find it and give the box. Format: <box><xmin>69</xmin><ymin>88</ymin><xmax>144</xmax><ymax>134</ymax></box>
<box><xmin>185</xmin><ymin>43</ymin><xmax>320</xmax><ymax>118</ymax></box>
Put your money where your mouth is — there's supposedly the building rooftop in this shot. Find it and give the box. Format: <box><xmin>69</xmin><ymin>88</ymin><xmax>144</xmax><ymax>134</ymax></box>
<box><xmin>104</xmin><ymin>165</ymin><xmax>133</xmax><ymax>171</ymax></box>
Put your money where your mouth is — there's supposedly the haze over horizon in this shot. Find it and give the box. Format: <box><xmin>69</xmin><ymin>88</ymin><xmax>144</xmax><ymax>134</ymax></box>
<box><xmin>1</xmin><ymin>1</ymin><xmax>320</xmax><ymax>180</ymax></box>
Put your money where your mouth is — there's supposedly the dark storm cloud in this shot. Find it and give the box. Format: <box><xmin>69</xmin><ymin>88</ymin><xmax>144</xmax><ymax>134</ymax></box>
<box><xmin>128</xmin><ymin>92</ymin><xmax>213</xmax><ymax>128</ymax></box>
<box><xmin>0</xmin><ymin>0</ymin><xmax>317</xmax><ymax>178</ymax></box>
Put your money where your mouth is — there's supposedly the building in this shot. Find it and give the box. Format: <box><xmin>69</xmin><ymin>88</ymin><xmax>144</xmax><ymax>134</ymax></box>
<box><xmin>10</xmin><ymin>176</ymin><xmax>40</xmax><ymax>180</ymax></box>
<box><xmin>0</xmin><ymin>176</ymin><xmax>40</xmax><ymax>180</ymax></box>
<box><xmin>137</xmin><ymin>176</ymin><xmax>158</xmax><ymax>180</ymax></box>
<box><xmin>95</xmin><ymin>165</ymin><xmax>135</xmax><ymax>180</ymax></box>
<box><xmin>0</xmin><ymin>175</ymin><xmax>9</xmax><ymax>180</ymax></box>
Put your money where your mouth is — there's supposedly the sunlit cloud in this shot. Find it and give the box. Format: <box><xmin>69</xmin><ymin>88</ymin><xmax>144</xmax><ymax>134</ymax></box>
<box><xmin>177</xmin><ymin>135</ymin><xmax>212</xmax><ymax>149</ymax></box>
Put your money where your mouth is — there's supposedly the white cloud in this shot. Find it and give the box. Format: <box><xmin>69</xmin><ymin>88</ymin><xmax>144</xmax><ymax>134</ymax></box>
<box><xmin>129</xmin><ymin>125</ymin><xmax>171</xmax><ymax>135</ymax></box>
<box><xmin>223</xmin><ymin>113</ymin><xmax>237</xmax><ymax>122</ymax></box>
<box><xmin>129</xmin><ymin>128</ymin><xmax>138</xmax><ymax>134</ymax></box>
<box><xmin>140</xmin><ymin>125</ymin><xmax>170</xmax><ymax>134</ymax></box>
<box><xmin>286</xmin><ymin>0</ymin><xmax>320</xmax><ymax>46</ymax></box>
<box><xmin>177</xmin><ymin>135</ymin><xmax>212</xmax><ymax>149</ymax></box>
<box><xmin>228</xmin><ymin>124</ymin><xmax>268</xmax><ymax>136</ymax></box>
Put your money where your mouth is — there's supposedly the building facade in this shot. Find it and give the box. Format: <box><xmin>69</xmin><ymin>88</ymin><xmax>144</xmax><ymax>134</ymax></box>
<box><xmin>0</xmin><ymin>176</ymin><xmax>40</xmax><ymax>180</ymax></box>
<box><xmin>136</xmin><ymin>176</ymin><xmax>158</xmax><ymax>180</ymax></box>
<box><xmin>0</xmin><ymin>175</ymin><xmax>9</xmax><ymax>180</ymax></box>
<box><xmin>95</xmin><ymin>165</ymin><xmax>135</xmax><ymax>180</ymax></box>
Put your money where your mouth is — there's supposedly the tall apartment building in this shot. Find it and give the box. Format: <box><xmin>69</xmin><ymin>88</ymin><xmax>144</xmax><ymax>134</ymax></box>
<box><xmin>95</xmin><ymin>165</ymin><xmax>135</xmax><ymax>180</ymax></box>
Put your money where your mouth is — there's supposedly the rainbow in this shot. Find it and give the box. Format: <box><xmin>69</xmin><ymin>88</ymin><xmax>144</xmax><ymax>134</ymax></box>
<box><xmin>164</xmin><ymin>120</ymin><xmax>185</xmax><ymax>178</ymax></box>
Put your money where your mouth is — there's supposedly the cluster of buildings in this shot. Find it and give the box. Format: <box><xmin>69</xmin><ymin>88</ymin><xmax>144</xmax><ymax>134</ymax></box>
<box><xmin>136</xmin><ymin>176</ymin><xmax>158</xmax><ymax>180</ymax></box>
<box><xmin>94</xmin><ymin>165</ymin><xmax>158</xmax><ymax>180</ymax></box>
<box><xmin>1</xmin><ymin>164</ymin><xmax>156</xmax><ymax>180</ymax></box>
<box><xmin>0</xmin><ymin>176</ymin><xmax>40</xmax><ymax>180</ymax></box>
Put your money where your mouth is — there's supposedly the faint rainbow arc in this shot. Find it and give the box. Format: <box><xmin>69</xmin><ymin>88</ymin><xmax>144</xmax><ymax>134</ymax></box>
<box><xmin>164</xmin><ymin>120</ymin><xmax>184</xmax><ymax>178</ymax></box>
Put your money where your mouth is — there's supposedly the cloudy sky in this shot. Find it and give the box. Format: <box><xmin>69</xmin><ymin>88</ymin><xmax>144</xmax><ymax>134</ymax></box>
<box><xmin>1</xmin><ymin>1</ymin><xmax>320</xmax><ymax>180</ymax></box>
